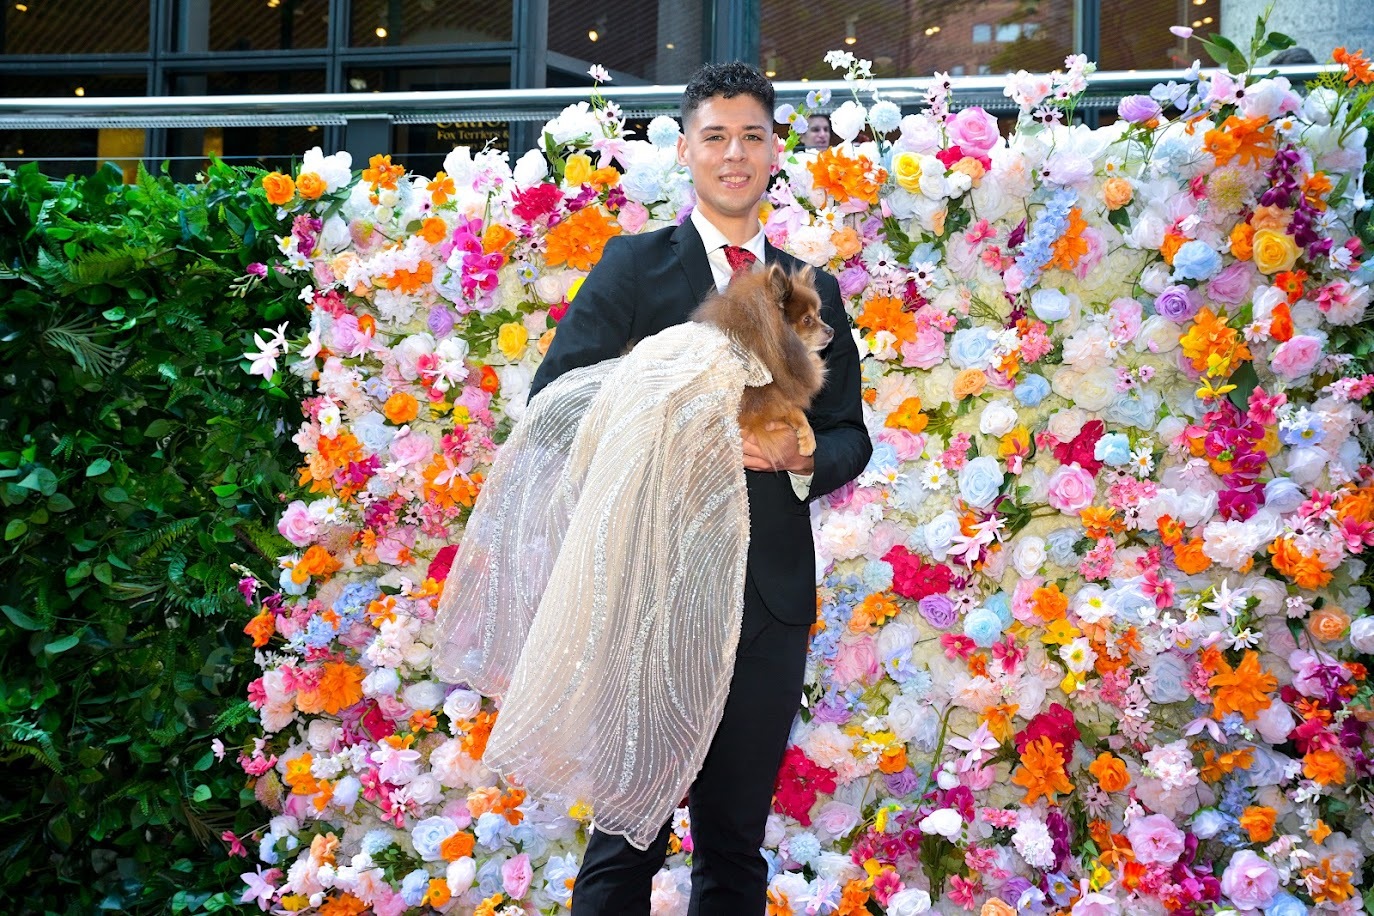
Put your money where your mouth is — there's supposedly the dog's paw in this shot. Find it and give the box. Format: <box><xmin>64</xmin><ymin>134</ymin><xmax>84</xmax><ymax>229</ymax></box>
<box><xmin>797</xmin><ymin>426</ymin><xmax>817</xmax><ymax>456</ymax></box>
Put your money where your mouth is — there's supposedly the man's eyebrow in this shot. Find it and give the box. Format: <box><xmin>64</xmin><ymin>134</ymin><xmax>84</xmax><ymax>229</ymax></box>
<box><xmin>695</xmin><ymin>123</ymin><xmax>770</xmax><ymax>132</ymax></box>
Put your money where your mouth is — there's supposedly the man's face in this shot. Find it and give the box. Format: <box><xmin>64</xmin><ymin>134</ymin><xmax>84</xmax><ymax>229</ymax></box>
<box><xmin>803</xmin><ymin>116</ymin><xmax>830</xmax><ymax>149</ymax></box>
<box><xmin>677</xmin><ymin>94</ymin><xmax>775</xmax><ymax>225</ymax></box>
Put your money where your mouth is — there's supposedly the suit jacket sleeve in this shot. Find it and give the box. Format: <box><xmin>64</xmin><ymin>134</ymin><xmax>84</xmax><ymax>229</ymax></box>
<box><xmin>528</xmin><ymin>235</ymin><xmax>638</xmax><ymax>401</ymax></box>
<box><xmin>806</xmin><ymin>270</ymin><xmax>873</xmax><ymax>500</ymax></box>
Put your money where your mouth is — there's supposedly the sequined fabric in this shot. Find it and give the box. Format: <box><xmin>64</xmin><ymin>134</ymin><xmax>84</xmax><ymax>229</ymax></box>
<box><xmin>434</xmin><ymin>321</ymin><xmax>772</xmax><ymax>849</ymax></box>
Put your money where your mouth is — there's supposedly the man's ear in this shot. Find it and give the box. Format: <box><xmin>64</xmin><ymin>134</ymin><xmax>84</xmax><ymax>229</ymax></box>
<box><xmin>676</xmin><ymin>131</ymin><xmax>688</xmax><ymax>168</ymax></box>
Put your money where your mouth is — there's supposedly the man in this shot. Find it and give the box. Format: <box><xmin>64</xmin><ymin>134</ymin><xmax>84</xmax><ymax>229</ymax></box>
<box><xmin>529</xmin><ymin>61</ymin><xmax>871</xmax><ymax>914</ymax></box>
<box><xmin>801</xmin><ymin>112</ymin><xmax>832</xmax><ymax>150</ymax></box>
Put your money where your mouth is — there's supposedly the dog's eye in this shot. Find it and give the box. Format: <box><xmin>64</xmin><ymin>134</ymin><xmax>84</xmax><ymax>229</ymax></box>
<box><xmin>803</xmin><ymin>316</ymin><xmax>812</xmax><ymax>324</ymax></box>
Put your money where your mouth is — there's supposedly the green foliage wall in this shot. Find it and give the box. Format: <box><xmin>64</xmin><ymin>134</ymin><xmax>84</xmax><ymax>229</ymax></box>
<box><xmin>0</xmin><ymin>160</ymin><xmax>303</xmax><ymax>914</ymax></box>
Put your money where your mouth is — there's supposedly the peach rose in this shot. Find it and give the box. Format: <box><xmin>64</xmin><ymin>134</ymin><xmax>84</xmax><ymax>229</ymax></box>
<box><xmin>262</xmin><ymin>171</ymin><xmax>296</xmax><ymax>205</ymax></box>
<box><xmin>1308</xmin><ymin>607</ymin><xmax>1350</xmax><ymax>642</ymax></box>
<box><xmin>296</xmin><ymin>171</ymin><xmax>326</xmax><ymax>200</ymax></box>
<box><xmin>1102</xmin><ymin>177</ymin><xmax>1133</xmax><ymax>210</ymax></box>
<box><xmin>952</xmin><ymin>368</ymin><xmax>987</xmax><ymax>399</ymax></box>
<box><xmin>384</xmin><ymin>392</ymin><xmax>420</xmax><ymax>424</ymax></box>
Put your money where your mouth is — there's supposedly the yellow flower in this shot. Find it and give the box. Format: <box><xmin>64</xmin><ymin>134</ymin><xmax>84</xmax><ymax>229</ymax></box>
<box><xmin>892</xmin><ymin>151</ymin><xmax>923</xmax><ymax>193</ymax></box>
<box><xmin>564</xmin><ymin>152</ymin><xmax>594</xmax><ymax>187</ymax></box>
<box><xmin>1251</xmin><ymin>228</ymin><xmax>1299</xmax><ymax>275</ymax></box>
<box><xmin>497</xmin><ymin>322</ymin><xmax>529</xmax><ymax>360</ymax></box>
<box><xmin>567</xmin><ymin>276</ymin><xmax>585</xmax><ymax>301</ymax></box>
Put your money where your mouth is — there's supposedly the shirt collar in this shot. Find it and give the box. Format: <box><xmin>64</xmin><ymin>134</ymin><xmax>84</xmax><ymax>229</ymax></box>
<box><xmin>690</xmin><ymin>208</ymin><xmax>765</xmax><ymax>260</ymax></box>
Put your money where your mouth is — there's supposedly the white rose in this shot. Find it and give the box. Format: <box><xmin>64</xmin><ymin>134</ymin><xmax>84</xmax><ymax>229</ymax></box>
<box><xmin>887</xmin><ymin>888</ymin><xmax>933</xmax><ymax>916</ymax></box>
<box><xmin>443</xmin><ymin>689</ymin><xmax>482</xmax><ymax>723</ymax></box>
<box><xmin>1348</xmin><ymin>617</ymin><xmax>1374</xmax><ymax>654</ymax></box>
<box><xmin>403</xmin><ymin>680</ymin><xmax>446</xmax><ymax>712</ymax></box>
<box><xmin>830</xmin><ymin>101</ymin><xmax>867</xmax><ymax>143</ymax></box>
<box><xmin>407</xmin><ymin>773</ymin><xmax>443</xmax><ymax>806</ymax></box>
<box><xmin>813</xmin><ymin>851</ymin><xmax>864</xmax><ymax>884</ymax></box>
<box><xmin>307</xmin><ymin>720</ymin><xmax>340</xmax><ymax>751</ymax></box>
<box><xmin>331</xmin><ymin>775</ymin><xmax>360</xmax><ymax>811</ymax></box>
<box><xmin>885</xmin><ymin>693</ymin><xmax>939</xmax><ymax>749</ymax></box>
<box><xmin>923</xmin><ymin>510</ymin><xmax>961</xmax><ymax>560</ymax></box>
<box><xmin>1136</xmin><ymin>315</ymin><xmax>1183</xmax><ymax>353</ymax></box>
<box><xmin>446</xmin><ymin>857</ymin><xmax>476</xmax><ymax>895</ymax></box>
<box><xmin>1073</xmin><ymin>366</ymin><xmax>1118</xmax><ymax>412</ymax></box>
<box><xmin>1031</xmin><ymin>288</ymin><xmax>1072</xmax><ymax>322</ymax></box>
<box><xmin>1012</xmin><ymin>536</ymin><xmax>1047</xmax><ymax>577</ymax></box>
<box><xmin>979</xmin><ymin>400</ymin><xmax>1019</xmax><ymax>437</ymax></box>
<box><xmin>918</xmin><ymin>808</ymin><xmax>963</xmax><ymax>840</ymax></box>
<box><xmin>362</xmin><ymin>667</ymin><xmax>400</xmax><ymax>698</ymax></box>
<box><xmin>1046</xmin><ymin>407</ymin><xmax>1088</xmax><ymax>442</ymax></box>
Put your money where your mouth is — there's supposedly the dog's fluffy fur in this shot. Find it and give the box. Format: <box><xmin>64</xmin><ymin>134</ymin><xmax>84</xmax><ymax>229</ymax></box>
<box><xmin>692</xmin><ymin>263</ymin><xmax>834</xmax><ymax>465</ymax></box>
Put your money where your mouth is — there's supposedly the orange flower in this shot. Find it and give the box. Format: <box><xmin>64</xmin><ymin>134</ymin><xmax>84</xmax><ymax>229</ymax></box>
<box><xmin>886</xmin><ymin>396</ymin><xmax>928</xmax><ymax>434</ymax></box>
<box><xmin>284</xmin><ymin>753</ymin><xmax>321</xmax><ymax>795</ymax></box>
<box><xmin>294</xmin><ymin>544</ymin><xmax>343</xmax><ymax>582</ymax></box>
<box><xmin>1270</xmin><ymin>536</ymin><xmax>1333</xmax><ymax>589</ymax></box>
<box><xmin>1031</xmin><ymin>583</ymin><xmax>1069</xmax><ymax>621</ymax></box>
<box><xmin>318</xmin><ymin>894</ymin><xmax>367</xmax><ymax>916</ymax></box>
<box><xmin>1079</xmin><ymin>506</ymin><xmax>1122</xmax><ymax>539</ymax></box>
<box><xmin>808</xmin><ymin>147</ymin><xmax>888</xmax><ymax>205</ymax></box>
<box><xmin>1012</xmin><ymin>735</ymin><xmax>1074</xmax><ymax>805</ymax></box>
<box><xmin>832</xmin><ymin>226</ymin><xmax>863</xmax><ymax>260</ymax></box>
<box><xmin>1334</xmin><ymin>47</ymin><xmax>1374</xmax><ymax>86</ymax></box>
<box><xmin>419</xmin><ymin>217</ymin><xmax>448</xmax><ymax>244</ymax></box>
<box><xmin>1210</xmin><ymin>650</ymin><xmax>1276</xmax><ymax>721</ymax></box>
<box><xmin>1173</xmin><ymin>537</ymin><xmax>1213</xmax><ymax>574</ymax></box>
<box><xmin>316</xmin><ymin>661</ymin><xmax>364</xmax><ymax>714</ymax></box>
<box><xmin>262</xmin><ymin>171</ymin><xmax>296</xmax><ymax>205</ymax></box>
<box><xmin>244</xmin><ymin>610</ymin><xmax>276</xmax><ymax>648</ymax></box>
<box><xmin>296</xmin><ymin>171</ymin><xmax>327</xmax><ymax>200</ymax></box>
<box><xmin>384</xmin><ymin>391</ymin><xmax>420</xmax><ymax>424</ymax></box>
<box><xmin>1180</xmin><ymin>308</ymin><xmax>1251</xmax><ymax>373</ymax></box>
<box><xmin>878</xmin><ymin>744</ymin><xmax>908</xmax><ymax>774</ymax></box>
<box><xmin>422</xmin><ymin>878</ymin><xmax>451</xmax><ymax>908</ymax></box>
<box><xmin>1309</xmin><ymin>608</ymin><xmax>1350</xmax><ymax>642</ymax></box>
<box><xmin>1229</xmin><ymin>222</ymin><xmax>1255</xmax><ymax>260</ymax></box>
<box><xmin>427</xmin><ymin>170</ymin><xmax>456</xmax><ymax>205</ymax></box>
<box><xmin>474</xmin><ymin>894</ymin><xmax>506</xmax><ymax>916</ymax></box>
<box><xmin>952</xmin><ymin>368</ymin><xmax>987</xmax><ymax>399</ymax></box>
<box><xmin>1335</xmin><ymin>483</ymin><xmax>1374</xmax><ymax>525</ymax></box>
<box><xmin>1269</xmin><ymin>300</ymin><xmax>1294</xmax><ymax>342</ymax></box>
<box><xmin>1088</xmin><ymin>752</ymin><xmax>1130</xmax><ymax>792</ymax></box>
<box><xmin>441</xmin><ymin>830</ymin><xmax>476</xmax><ymax>861</ymax></box>
<box><xmin>1102</xmin><ymin>177</ymin><xmax>1133</xmax><ymax>210</ymax></box>
<box><xmin>850</xmin><ymin>592</ymin><xmax>900</xmax><ymax>632</ymax></box>
<box><xmin>1305</xmin><ymin>859</ymin><xmax>1356</xmax><ymax>904</ymax></box>
<box><xmin>981</xmin><ymin>898</ymin><xmax>1016</xmax><ymax>916</ymax></box>
<box><xmin>1203</xmin><ymin>115</ymin><xmax>1276</xmax><ymax>167</ymax></box>
<box><xmin>461</xmin><ymin>709</ymin><xmax>498</xmax><ymax>758</ymax></box>
<box><xmin>1275</xmin><ymin>269</ymin><xmax>1308</xmax><ymax>304</ymax></box>
<box><xmin>1049</xmin><ymin>208</ymin><xmax>1090</xmax><ymax>271</ymax></box>
<box><xmin>1200</xmin><ymin>745</ymin><xmax>1254</xmax><ymax>782</ymax></box>
<box><xmin>836</xmin><ymin>879</ymin><xmax>872</xmax><ymax>916</ymax></box>
<box><xmin>1239</xmin><ymin>805</ymin><xmax>1277</xmax><ymax>842</ymax></box>
<box><xmin>1249</xmin><ymin>205</ymin><xmax>1292</xmax><ymax>232</ymax></box>
<box><xmin>362</xmin><ymin>154</ymin><xmax>406</xmax><ymax>190</ymax></box>
<box><xmin>982</xmin><ymin>703</ymin><xmax>1019</xmax><ymax>742</ymax></box>
<box><xmin>1303</xmin><ymin>748</ymin><xmax>1347</xmax><ymax>785</ymax></box>
<box><xmin>856</xmin><ymin>296</ymin><xmax>917</xmax><ymax>343</ymax></box>
<box><xmin>544</xmin><ymin>205</ymin><xmax>621</xmax><ymax>272</ymax></box>
<box><xmin>1159</xmin><ymin>231</ymin><xmax>1185</xmax><ymax>265</ymax></box>
<box><xmin>482</xmin><ymin>223</ymin><xmax>517</xmax><ymax>254</ymax></box>
<box><xmin>479</xmin><ymin>364</ymin><xmax>501</xmax><ymax>393</ymax></box>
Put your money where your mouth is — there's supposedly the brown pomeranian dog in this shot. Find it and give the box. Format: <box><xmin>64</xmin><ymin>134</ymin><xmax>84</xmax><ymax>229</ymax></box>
<box><xmin>691</xmin><ymin>263</ymin><xmax>834</xmax><ymax>466</ymax></box>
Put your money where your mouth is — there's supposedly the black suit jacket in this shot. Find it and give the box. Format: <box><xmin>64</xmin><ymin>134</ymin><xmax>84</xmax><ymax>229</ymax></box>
<box><xmin>528</xmin><ymin>219</ymin><xmax>873</xmax><ymax>624</ymax></box>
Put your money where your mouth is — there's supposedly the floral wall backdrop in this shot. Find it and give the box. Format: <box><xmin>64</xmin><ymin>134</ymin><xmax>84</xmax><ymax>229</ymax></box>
<box><xmin>231</xmin><ymin>36</ymin><xmax>1374</xmax><ymax>916</ymax></box>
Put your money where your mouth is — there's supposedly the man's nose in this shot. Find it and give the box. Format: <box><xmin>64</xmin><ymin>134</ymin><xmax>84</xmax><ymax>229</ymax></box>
<box><xmin>725</xmin><ymin>136</ymin><xmax>746</xmax><ymax>159</ymax></box>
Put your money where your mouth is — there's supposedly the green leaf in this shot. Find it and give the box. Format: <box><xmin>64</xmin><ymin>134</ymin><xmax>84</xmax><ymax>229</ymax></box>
<box><xmin>1266</xmin><ymin>31</ymin><xmax>1296</xmax><ymax>51</ymax></box>
<box><xmin>101</xmin><ymin>486</ymin><xmax>129</xmax><ymax>504</ymax></box>
<box><xmin>18</xmin><ymin>467</ymin><xmax>58</xmax><ymax>495</ymax></box>
<box><xmin>210</xmin><ymin>483</ymin><xmax>239</xmax><ymax>498</ymax></box>
<box><xmin>44</xmin><ymin>634</ymin><xmax>80</xmax><ymax>654</ymax></box>
<box><xmin>191</xmin><ymin>784</ymin><xmax>212</xmax><ymax>803</ymax></box>
<box><xmin>86</xmin><ymin>458</ymin><xmax>112</xmax><ymax>476</ymax></box>
<box><xmin>5</xmin><ymin>518</ymin><xmax>27</xmax><ymax>540</ymax></box>
<box><xmin>1</xmin><ymin>604</ymin><xmax>42</xmax><ymax>630</ymax></box>
<box><xmin>47</xmin><ymin>493</ymin><xmax>75</xmax><ymax>512</ymax></box>
<box><xmin>144</xmin><ymin>419</ymin><xmax>175</xmax><ymax>438</ymax></box>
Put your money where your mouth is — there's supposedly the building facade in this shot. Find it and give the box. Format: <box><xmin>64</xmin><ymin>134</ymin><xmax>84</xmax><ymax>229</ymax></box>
<box><xmin>1</xmin><ymin>0</ymin><xmax>1368</xmax><ymax>179</ymax></box>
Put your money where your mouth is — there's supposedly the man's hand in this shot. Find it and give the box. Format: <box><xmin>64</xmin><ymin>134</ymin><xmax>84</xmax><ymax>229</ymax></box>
<box><xmin>742</xmin><ymin>423</ymin><xmax>816</xmax><ymax>474</ymax></box>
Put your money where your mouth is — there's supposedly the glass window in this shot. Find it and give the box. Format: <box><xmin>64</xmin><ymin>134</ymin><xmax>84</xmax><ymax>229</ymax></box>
<box><xmin>346</xmin><ymin>63</ymin><xmax>511</xmax><ymax>175</ymax></box>
<box><xmin>760</xmin><ymin>0</ymin><xmax>1075</xmax><ymax>81</ymax></box>
<box><xmin>170</xmin><ymin>0</ymin><xmax>328</xmax><ymax>52</ymax></box>
<box><xmin>168</xmin><ymin>69</ymin><xmax>326</xmax><ymax>96</ymax></box>
<box><xmin>0</xmin><ymin>73</ymin><xmax>148</xmax><ymax>98</ymax></box>
<box><xmin>349</xmin><ymin>0</ymin><xmax>511</xmax><ymax>46</ymax></box>
<box><xmin>1099</xmin><ymin>0</ymin><xmax>1221</xmax><ymax>70</ymax></box>
<box><xmin>0</xmin><ymin>127</ymin><xmax>146</xmax><ymax>181</ymax></box>
<box><xmin>2</xmin><ymin>0</ymin><xmax>149</xmax><ymax>54</ymax></box>
<box><xmin>163</xmin><ymin>123</ymin><xmax>326</xmax><ymax>182</ymax></box>
<box><xmin>548</xmin><ymin>0</ymin><xmax>703</xmax><ymax>83</ymax></box>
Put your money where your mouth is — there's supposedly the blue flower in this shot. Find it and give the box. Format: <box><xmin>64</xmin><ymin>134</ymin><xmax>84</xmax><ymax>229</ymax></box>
<box><xmin>1279</xmin><ymin>413</ymin><xmax>1325</xmax><ymax>446</ymax></box>
<box><xmin>360</xmin><ymin>829</ymin><xmax>396</xmax><ymax>856</ymax></box>
<box><xmin>1171</xmin><ymin>239</ymin><xmax>1223</xmax><ymax>281</ymax></box>
<box><xmin>869</xmin><ymin>100</ymin><xmax>903</xmax><ymax>134</ymax></box>
<box><xmin>861</xmin><ymin>559</ymin><xmax>894</xmax><ymax>592</ymax></box>
<box><xmin>400</xmin><ymin>869</ymin><xmax>431</xmax><ymax>907</ymax></box>
<box><xmin>335</xmin><ymin>580</ymin><xmax>382</xmax><ymax>617</ymax></box>
<box><xmin>963</xmin><ymin>606</ymin><xmax>1004</xmax><ymax>647</ymax></box>
<box><xmin>864</xmin><ymin>441</ymin><xmax>898</xmax><ymax>477</ymax></box>
<box><xmin>949</xmin><ymin>327</ymin><xmax>998</xmax><ymax>369</ymax></box>
<box><xmin>1267</xmin><ymin>893</ymin><xmax>1309</xmax><ymax>916</ymax></box>
<box><xmin>1106</xmin><ymin>390</ymin><xmax>1161</xmax><ymax>429</ymax></box>
<box><xmin>788</xmin><ymin>831</ymin><xmax>822</xmax><ymax>866</ymax></box>
<box><xmin>646</xmin><ymin>115</ymin><xmax>681</xmax><ymax>148</ymax></box>
<box><xmin>1093</xmin><ymin>432</ymin><xmax>1132</xmax><ymax>467</ymax></box>
<box><xmin>1045</xmin><ymin>527</ymin><xmax>1081</xmax><ymax>566</ymax></box>
<box><xmin>959</xmin><ymin>456</ymin><xmax>1004</xmax><ymax>508</ymax></box>
<box><xmin>474</xmin><ymin>811</ymin><xmax>513</xmax><ymax>849</ymax></box>
<box><xmin>1030</xmin><ymin>288</ymin><xmax>1072</xmax><ymax>322</ymax></box>
<box><xmin>1015</xmin><ymin>374</ymin><xmax>1051</xmax><ymax>406</ymax></box>
<box><xmin>985</xmin><ymin>592</ymin><xmax>1012</xmax><ymax>627</ymax></box>
<box><xmin>1264</xmin><ymin>476</ymin><xmax>1305</xmax><ymax>512</ymax></box>
<box><xmin>303</xmin><ymin>615</ymin><xmax>340</xmax><ymax>649</ymax></box>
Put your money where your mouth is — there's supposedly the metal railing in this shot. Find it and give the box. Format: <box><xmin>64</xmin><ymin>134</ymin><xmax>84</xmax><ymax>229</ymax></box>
<box><xmin>0</xmin><ymin>66</ymin><xmax>1334</xmax><ymax>131</ymax></box>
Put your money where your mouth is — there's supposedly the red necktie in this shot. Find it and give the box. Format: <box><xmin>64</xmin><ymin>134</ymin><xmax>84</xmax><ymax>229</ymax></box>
<box><xmin>723</xmin><ymin>245</ymin><xmax>757</xmax><ymax>275</ymax></box>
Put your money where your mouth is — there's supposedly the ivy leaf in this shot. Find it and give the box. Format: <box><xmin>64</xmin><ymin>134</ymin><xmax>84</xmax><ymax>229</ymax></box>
<box><xmin>44</xmin><ymin>634</ymin><xmax>80</xmax><ymax>654</ymax></box>
<box><xmin>1</xmin><ymin>604</ymin><xmax>42</xmax><ymax>630</ymax></box>
<box><xmin>5</xmin><ymin>518</ymin><xmax>27</xmax><ymax>540</ymax></box>
<box><xmin>86</xmin><ymin>458</ymin><xmax>112</xmax><ymax>476</ymax></box>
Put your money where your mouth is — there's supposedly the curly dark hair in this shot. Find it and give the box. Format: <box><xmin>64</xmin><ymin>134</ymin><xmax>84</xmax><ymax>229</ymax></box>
<box><xmin>681</xmin><ymin>61</ymin><xmax>775</xmax><ymax>128</ymax></box>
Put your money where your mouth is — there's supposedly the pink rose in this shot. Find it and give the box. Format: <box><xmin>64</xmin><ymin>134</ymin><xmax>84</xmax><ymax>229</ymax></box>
<box><xmin>1270</xmin><ymin>335</ymin><xmax>1323</xmax><ymax>380</ymax></box>
<box><xmin>277</xmin><ymin>500</ymin><xmax>319</xmax><ymax>547</ymax></box>
<box><xmin>1126</xmin><ymin>813</ymin><xmax>1186</xmax><ymax>865</ymax></box>
<box><xmin>1072</xmin><ymin>892</ymin><xmax>1121</xmax><ymax>916</ymax></box>
<box><xmin>1220</xmin><ymin>850</ymin><xmax>1280</xmax><ymax>910</ymax></box>
<box><xmin>1206</xmin><ymin>260</ymin><xmax>1257</xmax><ymax>305</ymax></box>
<box><xmin>1072</xmin><ymin>227</ymin><xmax>1106</xmax><ymax>279</ymax></box>
<box><xmin>618</xmin><ymin>201</ymin><xmax>649</xmax><ymax>234</ymax></box>
<box><xmin>502</xmin><ymin>852</ymin><xmax>534</xmax><ymax>898</ymax></box>
<box><xmin>1046</xmin><ymin>464</ymin><xmax>1096</xmax><ymax>514</ymax></box>
<box><xmin>329</xmin><ymin>313</ymin><xmax>369</xmax><ymax>357</ymax></box>
<box><xmin>1107</xmin><ymin>298</ymin><xmax>1143</xmax><ymax>342</ymax></box>
<box><xmin>814</xmin><ymin>800</ymin><xmax>862</xmax><ymax>838</ymax></box>
<box><xmin>388</xmin><ymin>428</ymin><xmax>434</xmax><ymax>466</ymax></box>
<box><xmin>948</xmin><ymin>107</ymin><xmax>1000</xmax><ymax>153</ymax></box>
<box><xmin>831</xmin><ymin>633</ymin><xmax>881</xmax><ymax>686</ymax></box>
<box><xmin>901</xmin><ymin>326</ymin><xmax>947</xmax><ymax>369</ymax></box>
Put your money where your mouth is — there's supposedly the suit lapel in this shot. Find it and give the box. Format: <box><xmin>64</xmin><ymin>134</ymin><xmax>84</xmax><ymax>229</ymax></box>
<box><xmin>670</xmin><ymin>218</ymin><xmax>716</xmax><ymax>309</ymax></box>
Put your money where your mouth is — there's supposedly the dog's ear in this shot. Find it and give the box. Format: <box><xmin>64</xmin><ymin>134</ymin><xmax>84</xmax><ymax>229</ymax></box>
<box><xmin>765</xmin><ymin>263</ymin><xmax>791</xmax><ymax>308</ymax></box>
<box><xmin>794</xmin><ymin>265</ymin><xmax>815</xmax><ymax>293</ymax></box>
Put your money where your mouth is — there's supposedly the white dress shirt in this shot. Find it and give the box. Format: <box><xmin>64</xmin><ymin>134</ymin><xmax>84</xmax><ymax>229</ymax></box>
<box><xmin>689</xmin><ymin>209</ymin><xmax>813</xmax><ymax>500</ymax></box>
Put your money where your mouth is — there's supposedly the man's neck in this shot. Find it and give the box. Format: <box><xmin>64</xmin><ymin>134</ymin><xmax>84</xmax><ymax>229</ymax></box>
<box><xmin>694</xmin><ymin>205</ymin><xmax>761</xmax><ymax>247</ymax></box>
